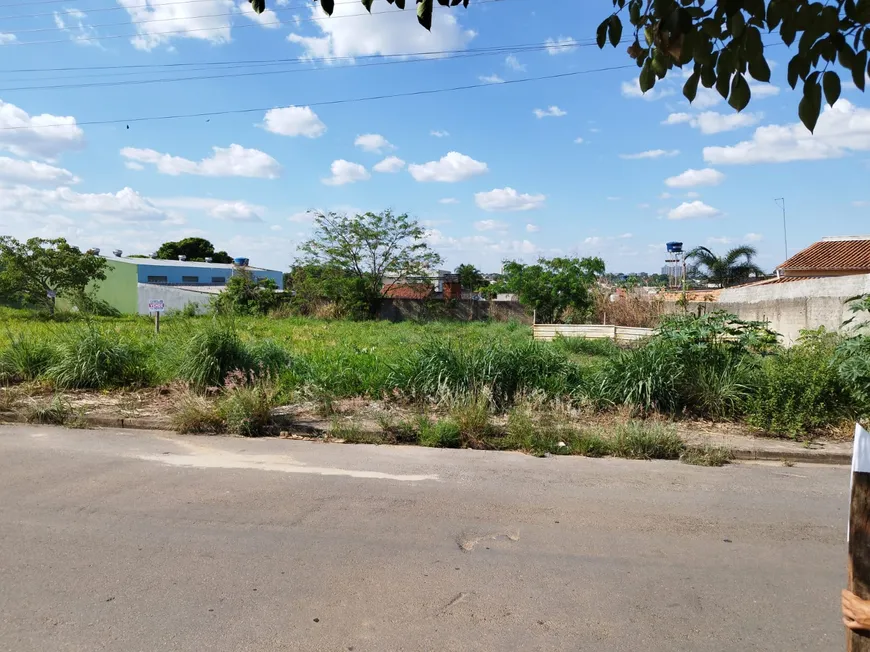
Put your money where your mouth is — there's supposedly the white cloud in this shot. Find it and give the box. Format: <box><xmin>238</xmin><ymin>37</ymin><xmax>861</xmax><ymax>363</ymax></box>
<box><xmin>125</xmin><ymin>161</ymin><xmax>144</xmax><ymax>171</ymax></box>
<box><xmin>618</xmin><ymin>232</ymin><xmax>633</xmax><ymax>239</ymax></box>
<box><xmin>745</xmin><ymin>232</ymin><xmax>764</xmax><ymax>242</ymax></box>
<box><xmin>475</xmin><ymin>187</ymin><xmax>546</xmax><ymax>212</ymax></box>
<box><xmin>430</xmin><ymin>130</ymin><xmax>449</xmax><ymax>138</ymax></box>
<box><xmin>667</xmin><ymin>200</ymin><xmax>722</xmax><ymax>220</ymax></box>
<box><xmin>704</xmin><ymin>100</ymin><xmax>870</xmax><ymax>165</ymax></box>
<box><xmin>686</xmin><ymin>191</ymin><xmax>700</xmax><ymax>198</ymax></box>
<box><xmin>121</xmin><ymin>144</ymin><xmax>281</xmax><ymax>178</ymax></box>
<box><xmin>749</xmin><ymin>82</ymin><xmax>780</xmax><ymax>98</ymax></box>
<box><xmin>209</xmin><ymin>201</ymin><xmax>262</xmax><ymax>222</ymax></box>
<box><xmin>0</xmin><ymin>33</ymin><xmax>17</xmax><ymax>44</ymax></box>
<box><xmin>117</xmin><ymin>0</ymin><xmax>235</xmax><ymax>50</ymax></box>
<box><xmin>270</xmin><ymin>224</ymin><xmax>282</xmax><ymax>231</ymax></box>
<box><xmin>607</xmin><ymin>196</ymin><xmax>621</xmax><ymax>201</ymax></box>
<box><xmin>0</xmin><ymin>157</ymin><xmax>79</xmax><ymax>185</ymax></box>
<box><xmin>408</xmin><ymin>151</ymin><xmax>487</xmax><ymax>182</ymax></box>
<box><xmin>707</xmin><ymin>236</ymin><xmax>732</xmax><ymax>245</ymax></box>
<box><xmin>663</xmin><ymin>110</ymin><xmax>762</xmax><ymax>134</ymax></box>
<box><xmin>853</xmin><ymin>200</ymin><xmax>869</xmax><ymax>208</ymax></box>
<box><xmin>237</xmin><ymin>0</ymin><xmax>280</xmax><ymax>28</ymax></box>
<box><xmin>664</xmin><ymin>168</ymin><xmax>725</xmax><ymax>188</ymax></box>
<box><xmin>526</xmin><ymin>223</ymin><xmax>540</xmax><ymax>232</ymax></box>
<box><xmin>0</xmin><ymin>100</ymin><xmax>84</xmax><ymax>161</ymax></box>
<box><xmin>574</xmin><ymin>137</ymin><xmax>584</xmax><ymax>144</ymax></box>
<box><xmin>584</xmin><ymin>236</ymin><xmax>603</xmax><ymax>245</ymax></box>
<box><xmin>373</xmin><ymin>156</ymin><xmax>405</xmax><ymax>173</ymax></box>
<box><xmin>439</xmin><ymin>197</ymin><xmax>459</xmax><ymax>205</ymax></box>
<box><xmin>287</xmin><ymin>210</ymin><xmax>314</xmax><ymax>223</ymax></box>
<box><xmin>545</xmin><ymin>36</ymin><xmax>577</xmax><ymax>55</ymax></box>
<box><xmin>690</xmin><ymin>87</ymin><xmax>723</xmax><ymax>109</ymax></box>
<box><xmin>287</xmin><ymin>1</ymin><xmax>475</xmax><ymax>59</ymax></box>
<box><xmin>620</xmin><ymin>149</ymin><xmax>679</xmax><ymax>160</ymax></box>
<box><xmin>0</xmin><ymin>185</ymin><xmax>168</xmax><ymax>222</ymax></box>
<box><xmin>505</xmin><ymin>54</ymin><xmax>525</xmax><ymax>71</ymax></box>
<box><xmin>621</xmin><ymin>78</ymin><xmax>674</xmax><ymax>101</ymax></box>
<box><xmin>354</xmin><ymin>133</ymin><xmax>394</xmax><ymax>153</ymax></box>
<box><xmin>637</xmin><ymin>202</ymin><xmax>650</xmax><ymax>209</ymax></box>
<box><xmin>321</xmin><ymin>159</ymin><xmax>369</xmax><ymax>186</ymax></box>
<box><xmin>533</xmin><ymin>106</ymin><xmax>567</xmax><ymax>118</ymax></box>
<box><xmin>659</xmin><ymin>192</ymin><xmax>672</xmax><ymax>199</ymax></box>
<box><xmin>261</xmin><ymin>106</ymin><xmax>326</xmax><ymax>138</ymax></box>
<box><xmin>53</xmin><ymin>9</ymin><xmax>101</xmax><ymax>47</ymax></box>
<box><xmin>474</xmin><ymin>219</ymin><xmax>508</xmax><ymax>232</ymax></box>
<box><xmin>479</xmin><ymin>74</ymin><xmax>505</xmax><ymax>84</ymax></box>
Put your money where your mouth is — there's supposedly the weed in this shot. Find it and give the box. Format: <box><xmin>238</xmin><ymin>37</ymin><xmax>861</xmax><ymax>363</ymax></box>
<box><xmin>418</xmin><ymin>417</ymin><xmax>462</xmax><ymax>448</ymax></box>
<box><xmin>48</xmin><ymin>327</ymin><xmax>149</xmax><ymax>389</ymax></box>
<box><xmin>609</xmin><ymin>421</ymin><xmax>685</xmax><ymax>460</ymax></box>
<box><xmin>220</xmin><ymin>373</ymin><xmax>277</xmax><ymax>436</ymax></box>
<box><xmin>680</xmin><ymin>445</ymin><xmax>733</xmax><ymax>467</ymax></box>
<box><xmin>687</xmin><ymin>358</ymin><xmax>754</xmax><ymax>420</ymax></box>
<box><xmin>24</xmin><ymin>394</ymin><xmax>70</xmax><ymax>425</ymax></box>
<box><xmin>170</xmin><ymin>389</ymin><xmax>224</xmax><ymax>434</ymax></box>
<box><xmin>0</xmin><ymin>334</ymin><xmax>56</xmax><ymax>382</ymax></box>
<box><xmin>553</xmin><ymin>335</ymin><xmax>619</xmax><ymax>358</ymax></box>
<box><xmin>451</xmin><ymin>399</ymin><xmax>495</xmax><ymax>448</ymax></box>
<box><xmin>176</xmin><ymin>322</ymin><xmax>250</xmax><ymax>389</ymax></box>
<box><xmin>0</xmin><ymin>385</ymin><xmax>23</xmax><ymax>412</ymax></box>
<box><xmin>597</xmin><ymin>345</ymin><xmax>683</xmax><ymax>414</ymax></box>
<box><xmin>331</xmin><ymin>418</ymin><xmax>381</xmax><ymax>444</ymax></box>
<box><xmin>782</xmin><ymin>459</ymin><xmax>796</xmax><ymax>468</ymax></box>
<box><xmin>248</xmin><ymin>339</ymin><xmax>293</xmax><ymax>376</ymax></box>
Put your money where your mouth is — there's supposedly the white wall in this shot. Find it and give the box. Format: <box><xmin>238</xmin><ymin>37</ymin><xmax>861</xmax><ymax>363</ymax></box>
<box><xmin>136</xmin><ymin>284</ymin><xmax>214</xmax><ymax>316</ymax></box>
<box><xmin>716</xmin><ymin>274</ymin><xmax>870</xmax><ymax>345</ymax></box>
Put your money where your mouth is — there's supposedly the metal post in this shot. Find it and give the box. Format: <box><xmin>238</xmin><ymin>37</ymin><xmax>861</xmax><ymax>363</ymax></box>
<box><xmin>775</xmin><ymin>198</ymin><xmax>788</xmax><ymax>260</ymax></box>
<box><xmin>155</xmin><ymin>310</ymin><xmax>160</xmax><ymax>335</ymax></box>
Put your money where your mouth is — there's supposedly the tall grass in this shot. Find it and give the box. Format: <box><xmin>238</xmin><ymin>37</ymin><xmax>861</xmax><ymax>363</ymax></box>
<box><xmin>0</xmin><ymin>333</ymin><xmax>56</xmax><ymax>382</ymax></box>
<box><xmin>48</xmin><ymin>327</ymin><xmax>151</xmax><ymax>389</ymax></box>
<box><xmin>596</xmin><ymin>344</ymin><xmax>683</xmax><ymax>414</ymax></box>
<box><xmin>175</xmin><ymin>322</ymin><xmax>250</xmax><ymax>389</ymax></box>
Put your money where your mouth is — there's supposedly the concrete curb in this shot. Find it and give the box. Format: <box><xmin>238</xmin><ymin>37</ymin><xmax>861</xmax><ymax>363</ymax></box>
<box><xmin>729</xmin><ymin>447</ymin><xmax>850</xmax><ymax>465</ymax></box>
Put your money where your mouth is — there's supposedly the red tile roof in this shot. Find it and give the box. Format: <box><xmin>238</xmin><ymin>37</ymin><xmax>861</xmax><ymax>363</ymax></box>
<box><xmin>383</xmin><ymin>283</ymin><xmax>433</xmax><ymax>299</ymax></box>
<box><xmin>778</xmin><ymin>237</ymin><xmax>870</xmax><ymax>272</ymax></box>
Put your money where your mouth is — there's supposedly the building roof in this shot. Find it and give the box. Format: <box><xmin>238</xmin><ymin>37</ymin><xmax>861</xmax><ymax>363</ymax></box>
<box><xmin>103</xmin><ymin>254</ymin><xmax>276</xmax><ymax>273</ymax></box>
<box><xmin>777</xmin><ymin>236</ymin><xmax>870</xmax><ymax>272</ymax></box>
<box><xmin>382</xmin><ymin>283</ymin><xmax>434</xmax><ymax>299</ymax></box>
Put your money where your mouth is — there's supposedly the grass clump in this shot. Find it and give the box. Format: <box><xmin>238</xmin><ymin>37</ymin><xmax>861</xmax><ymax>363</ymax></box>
<box><xmin>680</xmin><ymin>445</ymin><xmax>733</xmax><ymax>467</ymax></box>
<box><xmin>418</xmin><ymin>417</ymin><xmax>461</xmax><ymax>448</ymax></box>
<box><xmin>48</xmin><ymin>327</ymin><xmax>150</xmax><ymax>389</ymax></box>
<box><xmin>24</xmin><ymin>394</ymin><xmax>70</xmax><ymax>425</ymax></box>
<box><xmin>170</xmin><ymin>389</ymin><xmax>224</xmax><ymax>434</ymax></box>
<box><xmin>609</xmin><ymin>421</ymin><xmax>685</xmax><ymax>460</ymax></box>
<box><xmin>176</xmin><ymin>322</ymin><xmax>250</xmax><ymax>389</ymax></box>
<box><xmin>552</xmin><ymin>335</ymin><xmax>619</xmax><ymax>358</ymax></box>
<box><xmin>596</xmin><ymin>345</ymin><xmax>683</xmax><ymax>414</ymax></box>
<box><xmin>218</xmin><ymin>371</ymin><xmax>278</xmax><ymax>436</ymax></box>
<box><xmin>0</xmin><ymin>334</ymin><xmax>56</xmax><ymax>383</ymax></box>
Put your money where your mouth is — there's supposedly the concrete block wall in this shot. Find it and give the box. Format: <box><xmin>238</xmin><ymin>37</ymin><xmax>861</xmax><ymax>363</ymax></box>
<box><xmin>136</xmin><ymin>284</ymin><xmax>213</xmax><ymax>316</ymax></box>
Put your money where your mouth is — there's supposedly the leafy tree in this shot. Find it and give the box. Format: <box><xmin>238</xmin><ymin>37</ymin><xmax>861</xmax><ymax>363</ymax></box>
<box><xmin>0</xmin><ymin>237</ymin><xmax>107</xmax><ymax>315</ymax></box>
<box><xmin>212</xmin><ymin>271</ymin><xmax>280</xmax><ymax>316</ymax></box>
<box><xmin>490</xmin><ymin>256</ymin><xmax>605</xmax><ymax>323</ymax></box>
<box><xmin>156</xmin><ymin>237</ymin><xmax>232</xmax><ymax>263</ymax></box>
<box><xmin>263</xmin><ymin>0</ymin><xmax>869</xmax><ymax>132</ymax></box>
<box><xmin>455</xmin><ymin>263</ymin><xmax>488</xmax><ymax>291</ymax></box>
<box><xmin>298</xmin><ymin>210</ymin><xmax>442</xmax><ymax>315</ymax></box>
<box><xmin>284</xmin><ymin>263</ymin><xmax>369</xmax><ymax>318</ymax></box>
<box><xmin>687</xmin><ymin>245</ymin><xmax>765</xmax><ymax>287</ymax></box>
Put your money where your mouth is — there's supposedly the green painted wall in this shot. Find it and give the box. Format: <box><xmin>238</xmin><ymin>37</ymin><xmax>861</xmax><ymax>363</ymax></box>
<box><xmin>92</xmin><ymin>259</ymin><xmax>138</xmax><ymax>314</ymax></box>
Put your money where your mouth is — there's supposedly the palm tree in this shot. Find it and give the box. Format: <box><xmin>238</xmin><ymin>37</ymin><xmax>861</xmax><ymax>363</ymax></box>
<box><xmin>687</xmin><ymin>245</ymin><xmax>765</xmax><ymax>288</ymax></box>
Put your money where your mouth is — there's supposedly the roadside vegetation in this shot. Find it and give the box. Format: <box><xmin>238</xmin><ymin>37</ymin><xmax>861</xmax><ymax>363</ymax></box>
<box><xmin>1</xmin><ymin>296</ymin><xmax>868</xmax><ymax>465</ymax></box>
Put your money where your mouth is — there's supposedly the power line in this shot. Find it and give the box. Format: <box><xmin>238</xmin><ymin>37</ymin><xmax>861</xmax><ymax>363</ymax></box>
<box><xmin>0</xmin><ymin>0</ymin><xmax>302</xmax><ymax>21</ymax></box>
<box><xmin>0</xmin><ymin>63</ymin><xmax>635</xmax><ymax>130</ymax></box>
<box><xmin>1</xmin><ymin>0</ymin><xmax>518</xmax><ymax>45</ymax></box>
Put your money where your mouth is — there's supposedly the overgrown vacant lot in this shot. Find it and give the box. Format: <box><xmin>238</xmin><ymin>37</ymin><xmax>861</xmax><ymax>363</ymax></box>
<box><xmin>1</xmin><ymin>305</ymin><xmax>868</xmax><ymax>464</ymax></box>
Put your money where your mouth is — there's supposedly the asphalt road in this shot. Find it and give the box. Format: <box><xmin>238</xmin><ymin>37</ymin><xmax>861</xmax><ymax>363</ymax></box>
<box><xmin>0</xmin><ymin>425</ymin><xmax>851</xmax><ymax>651</ymax></box>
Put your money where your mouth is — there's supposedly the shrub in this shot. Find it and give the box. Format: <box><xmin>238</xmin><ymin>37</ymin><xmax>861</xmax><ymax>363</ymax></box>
<box><xmin>48</xmin><ymin>327</ymin><xmax>149</xmax><ymax>389</ymax></box>
<box><xmin>24</xmin><ymin>394</ymin><xmax>70</xmax><ymax>425</ymax></box>
<box><xmin>219</xmin><ymin>372</ymin><xmax>277</xmax><ymax>436</ymax></box>
<box><xmin>0</xmin><ymin>334</ymin><xmax>56</xmax><ymax>382</ymax></box>
<box><xmin>609</xmin><ymin>421</ymin><xmax>685</xmax><ymax>460</ymax></box>
<box><xmin>170</xmin><ymin>389</ymin><xmax>224</xmax><ymax>434</ymax></box>
<box><xmin>746</xmin><ymin>341</ymin><xmax>852</xmax><ymax>437</ymax></box>
<box><xmin>176</xmin><ymin>322</ymin><xmax>249</xmax><ymax>389</ymax></box>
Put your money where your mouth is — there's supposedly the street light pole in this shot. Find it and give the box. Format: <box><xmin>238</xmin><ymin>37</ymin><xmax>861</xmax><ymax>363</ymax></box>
<box><xmin>774</xmin><ymin>198</ymin><xmax>788</xmax><ymax>260</ymax></box>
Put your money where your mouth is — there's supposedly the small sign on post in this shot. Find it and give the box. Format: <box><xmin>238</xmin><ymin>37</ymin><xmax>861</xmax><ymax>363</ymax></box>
<box><xmin>848</xmin><ymin>423</ymin><xmax>870</xmax><ymax>651</ymax></box>
<box><xmin>148</xmin><ymin>300</ymin><xmax>165</xmax><ymax>334</ymax></box>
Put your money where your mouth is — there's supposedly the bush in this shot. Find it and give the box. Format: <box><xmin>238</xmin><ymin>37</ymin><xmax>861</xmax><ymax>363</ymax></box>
<box><xmin>0</xmin><ymin>334</ymin><xmax>56</xmax><ymax>382</ymax></box>
<box><xmin>176</xmin><ymin>322</ymin><xmax>250</xmax><ymax>389</ymax></box>
<box><xmin>48</xmin><ymin>327</ymin><xmax>150</xmax><ymax>389</ymax></box>
<box><xmin>746</xmin><ymin>339</ymin><xmax>853</xmax><ymax>437</ymax></box>
<box><xmin>219</xmin><ymin>372</ymin><xmax>277</xmax><ymax>436</ymax></box>
<box><xmin>170</xmin><ymin>389</ymin><xmax>224</xmax><ymax>434</ymax></box>
<box><xmin>596</xmin><ymin>344</ymin><xmax>684</xmax><ymax>414</ymax></box>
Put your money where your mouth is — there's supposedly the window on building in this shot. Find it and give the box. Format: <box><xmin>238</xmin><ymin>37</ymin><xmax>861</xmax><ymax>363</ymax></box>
<box><xmin>211</xmin><ymin>277</ymin><xmax>226</xmax><ymax>284</ymax></box>
<box><xmin>181</xmin><ymin>275</ymin><xmax>199</xmax><ymax>283</ymax></box>
<box><xmin>146</xmin><ymin>276</ymin><xmax>168</xmax><ymax>284</ymax></box>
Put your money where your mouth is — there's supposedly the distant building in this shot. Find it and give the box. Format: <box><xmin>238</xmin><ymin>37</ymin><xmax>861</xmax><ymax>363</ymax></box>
<box><xmin>88</xmin><ymin>253</ymin><xmax>283</xmax><ymax>315</ymax></box>
<box><xmin>777</xmin><ymin>235</ymin><xmax>870</xmax><ymax>278</ymax></box>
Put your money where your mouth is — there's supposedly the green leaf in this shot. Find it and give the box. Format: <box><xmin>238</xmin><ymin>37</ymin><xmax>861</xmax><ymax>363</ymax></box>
<box><xmin>629</xmin><ymin>0</ymin><xmax>641</xmax><ymax>24</ymax></box>
<box><xmin>361</xmin><ymin>0</ymin><xmax>373</xmax><ymax>11</ymax></box>
<box><xmin>856</xmin><ymin>50</ymin><xmax>869</xmax><ymax>91</ymax></box>
<box><xmin>716</xmin><ymin>70</ymin><xmax>731</xmax><ymax>99</ymax></box>
<box><xmin>250</xmin><ymin>0</ymin><xmax>264</xmax><ymax>13</ymax></box>
<box><xmin>748</xmin><ymin>56</ymin><xmax>771</xmax><ymax>82</ymax></box>
<box><xmin>683</xmin><ymin>69</ymin><xmax>700</xmax><ymax>102</ymax></box>
<box><xmin>437</xmin><ymin>0</ymin><xmax>450</xmax><ymax>5</ymax></box>
<box><xmin>798</xmin><ymin>80</ymin><xmax>822</xmax><ymax>132</ymax></box>
<box><xmin>823</xmin><ymin>71</ymin><xmax>841</xmax><ymax>106</ymax></box>
<box><xmin>639</xmin><ymin>60</ymin><xmax>656</xmax><ymax>93</ymax></box>
<box><xmin>787</xmin><ymin>55</ymin><xmax>802</xmax><ymax>89</ymax></box>
<box><xmin>396</xmin><ymin>0</ymin><xmax>405</xmax><ymax>7</ymax></box>
<box><xmin>701</xmin><ymin>62</ymin><xmax>717</xmax><ymax>88</ymax></box>
<box><xmin>320</xmin><ymin>0</ymin><xmax>335</xmax><ymax>15</ymax></box>
<box><xmin>596</xmin><ymin>18</ymin><xmax>609</xmax><ymax>49</ymax></box>
<box><xmin>744</xmin><ymin>25</ymin><xmax>764</xmax><ymax>59</ymax></box>
<box><xmin>609</xmin><ymin>15</ymin><xmax>623</xmax><ymax>47</ymax></box>
<box><xmin>780</xmin><ymin>19</ymin><xmax>796</xmax><ymax>46</ymax></box>
<box><xmin>767</xmin><ymin>0</ymin><xmax>782</xmax><ymax>29</ymax></box>
<box><xmin>417</xmin><ymin>0</ymin><xmax>433</xmax><ymax>30</ymax></box>
<box><xmin>729</xmin><ymin>11</ymin><xmax>745</xmax><ymax>38</ymax></box>
<box><xmin>839</xmin><ymin>43</ymin><xmax>857</xmax><ymax>69</ymax></box>
<box><xmin>728</xmin><ymin>72</ymin><xmax>751</xmax><ymax>111</ymax></box>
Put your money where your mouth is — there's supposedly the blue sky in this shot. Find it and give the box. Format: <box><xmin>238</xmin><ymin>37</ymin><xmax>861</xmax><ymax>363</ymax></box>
<box><xmin>0</xmin><ymin>0</ymin><xmax>868</xmax><ymax>274</ymax></box>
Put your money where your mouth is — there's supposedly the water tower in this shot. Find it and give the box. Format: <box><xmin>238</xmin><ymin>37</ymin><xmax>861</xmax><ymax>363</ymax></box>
<box><xmin>665</xmin><ymin>241</ymin><xmax>685</xmax><ymax>288</ymax></box>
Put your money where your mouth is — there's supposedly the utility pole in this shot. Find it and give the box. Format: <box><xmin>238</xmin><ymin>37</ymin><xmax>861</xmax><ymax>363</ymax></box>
<box><xmin>774</xmin><ymin>198</ymin><xmax>788</xmax><ymax>260</ymax></box>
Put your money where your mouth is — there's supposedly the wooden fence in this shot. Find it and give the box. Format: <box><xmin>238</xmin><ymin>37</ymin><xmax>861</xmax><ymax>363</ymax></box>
<box><xmin>532</xmin><ymin>324</ymin><xmax>655</xmax><ymax>343</ymax></box>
